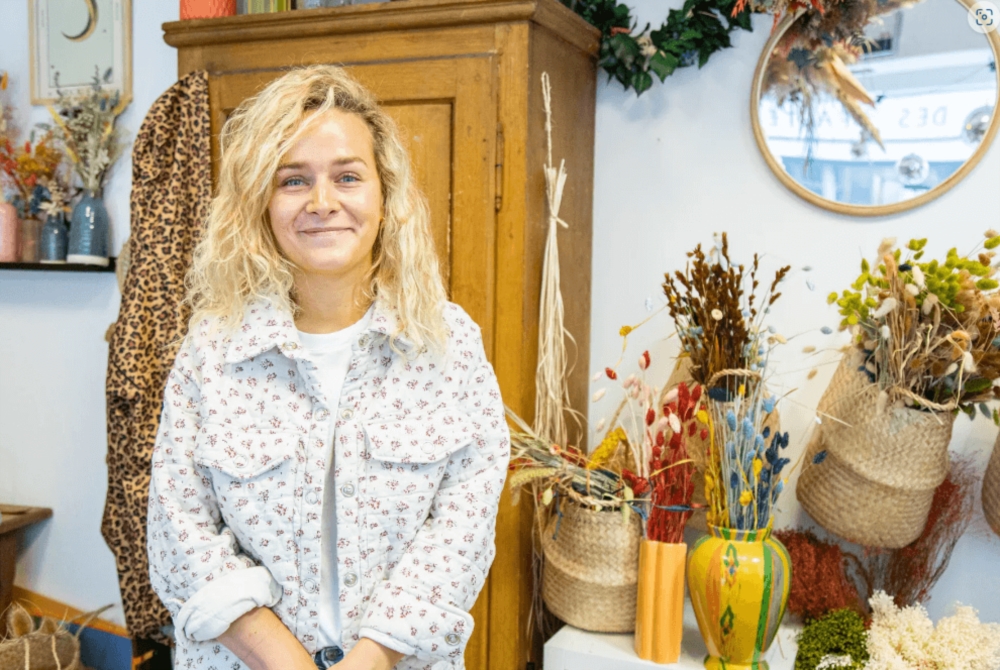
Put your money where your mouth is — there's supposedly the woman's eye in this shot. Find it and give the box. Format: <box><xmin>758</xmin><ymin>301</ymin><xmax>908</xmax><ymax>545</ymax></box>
<box><xmin>340</xmin><ymin>174</ymin><xmax>360</xmax><ymax>183</ymax></box>
<box><xmin>281</xmin><ymin>176</ymin><xmax>307</xmax><ymax>187</ymax></box>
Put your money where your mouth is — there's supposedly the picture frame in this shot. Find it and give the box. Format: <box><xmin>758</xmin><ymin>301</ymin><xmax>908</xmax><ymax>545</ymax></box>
<box><xmin>28</xmin><ymin>0</ymin><xmax>132</xmax><ymax>106</ymax></box>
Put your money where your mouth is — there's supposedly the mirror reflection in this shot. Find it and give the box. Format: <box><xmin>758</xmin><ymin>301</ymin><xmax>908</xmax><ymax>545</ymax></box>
<box><xmin>756</xmin><ymin>0</ymin><xmax>997</xmax><ymax>209</ymax></box>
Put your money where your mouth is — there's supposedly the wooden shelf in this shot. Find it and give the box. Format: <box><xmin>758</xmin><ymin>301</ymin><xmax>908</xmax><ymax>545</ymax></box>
<box><xmin>0</xmin><ymin>258</ymin><xmax>116</xmax><ymax>273</ymax></box>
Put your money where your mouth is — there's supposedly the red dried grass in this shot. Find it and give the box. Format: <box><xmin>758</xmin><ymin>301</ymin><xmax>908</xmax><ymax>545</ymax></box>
<box><xmin>774</xmin><ymin>528</ymin><xmax>864</xmax><ymax>621</ymax></box>
<box><xmin>779</xmin><ymin>458</ymin><xmax>977</xmax><ymax>620</ymax></box>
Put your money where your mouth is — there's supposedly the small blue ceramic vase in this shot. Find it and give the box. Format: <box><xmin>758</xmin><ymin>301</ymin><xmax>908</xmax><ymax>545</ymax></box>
<box><xmin>68</xmin><ymin>190</ymin><xmax>110</xmax><ymax>266</ymax></box>
<box><xmin>39</xmin><ymin>212</ymin><xmax>69</xmax><ymax>263</ymax></box>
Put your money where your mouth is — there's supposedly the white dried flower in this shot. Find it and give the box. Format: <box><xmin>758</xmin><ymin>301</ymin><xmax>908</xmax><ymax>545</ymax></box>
<box><xmin>873</xmin><ymin>298</ymin><xmax>898</xmax><ymax>319</ymax></box>
<box><xmin>591</xmin><ymin>388</ymin><xmax>606</xmax><ymax>403</ymax></box>
<box><xmin>592</xmin><ymin>371</ymin><xmax>603</xmax><ymax>382</ymax></box>
<box><xmin>711</xmin><ymin>309</ymin><xmax>724</xmax><ymax>321</ymax></box>
<box><xmin>636</xmin><ymin>34</ymin><xmax>658</xmax><ymax>58</ymax></box>
<box><xmin>595</xmin><ymin>418</ymin><xmax>606</xmax><ymax>433</ymax></box>
<box><xmin>880</xmin><ymin>325</ymin><xmax>891</xmax><ymax>340</ymax></box>
<box><xmin>667</xmin><ymin>414</ymin><xmax>681</xmax><ymax>434</ymax></box>
<box><xmin>905</xmin><ymin>284</ymin><xmax>920</xmax><ymax>296</ymax></box>
<box><xmin>877</xmin><ymin>237</ymin><xmax>897</xmax><ymax>257</ymax></box>
<box><xmin>963</xmin><ymin>351</ymin><xmax>977</xmax><ymax>373</ymax></box>
<box><xmin>912</xmin><ymin>265</ymin><xmax>925</xmax><ymax>288</ymax></box>
<box><xmin>922</xmin><ymin>293</ymin><xmax>939</xmax><ymax>316</ymax></box>
<box><xmin>946</xmin><ymin>362</ymin><xmax>958</xmax><ymax>376</ymax></box>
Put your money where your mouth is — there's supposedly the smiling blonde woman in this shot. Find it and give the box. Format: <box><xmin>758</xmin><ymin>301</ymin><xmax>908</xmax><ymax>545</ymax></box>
<box><xmin>147</xmin><ymin>65</ymin><xmax>510</xmax><ymax>670</ymax></box>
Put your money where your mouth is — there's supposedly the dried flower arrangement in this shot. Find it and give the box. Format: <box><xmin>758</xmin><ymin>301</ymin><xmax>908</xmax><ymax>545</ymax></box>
<box><xmin>774</xmin><ymin>528</ymin><xmax>866</xmax><ymax>621</ymax></box>
<box><xmin>865</xmin><ymin>591</ymin><xmax>1000</xmax><ymax>670</ymax></box>
<box><xmin>829</xmin><ymin>234</ymin><xmax>1000</xmax><ymax>415</ymax></box>
<box><xmin>661</xmin><ymin>234</ymin><xmax>792</xmax><ymax>530</ymax></box>
<box><xmin>46</xmin><ymin>77</ymin><xmax>126</xmax><ymax>194</ymax></box>
<box><xmin>794</xmin><ymin>608</ymin><xmax>869</xmax><ymax>670</ymax></box>
<box><xmin>0</xmin><ymin>130</ymin><xmax>65</xmax><ymax>219</ymax></box>
<box><xmin>780</xmin><ymin>460</ymin><xmax>977</xmax><ymax>624</ymax></box>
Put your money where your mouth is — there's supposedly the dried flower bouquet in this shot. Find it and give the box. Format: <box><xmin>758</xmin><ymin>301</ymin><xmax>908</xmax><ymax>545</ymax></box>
<box><xmin>661</xmin><ymin>234</ymin><xmax>792</xmax><ymax>531</ymax></box>
<box><xmin>46</xmin><ymin>77</ymin><xmax>126</xmax><ymax>194</ymax></box>
<box><xmin>829</xmin><ymin>234</ymin><xmax>1000</xmax><ymax>415</ymax></box>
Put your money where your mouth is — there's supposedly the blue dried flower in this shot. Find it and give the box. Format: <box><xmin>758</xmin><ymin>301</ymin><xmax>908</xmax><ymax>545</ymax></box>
<box><xmin>727</xmin><ymin>442</ymin><xmax>737</xmax><ymax>461</ymax></box>
<box><xmin>772</xmin><ymin>480</ymin><xmax>784</xmax><ymax>502</ymax></box>
<box><xmin>726</xmin><ymin>410</ymin><xmax>737</xmax><ymax>432</ymax></box>
<box><xmin>821</xmin><ymin>326</ymin><xmax>833</xmax><ymax>335</ymax></box>
<box><xmin>730</xmin><ymin>472</ymin><xmax>739</xmax><ymax>489</ymax></box>
<box><xmin>755</xmin><ymin>434</ymin><xmax>765</xmax><ymax>451</ymax></box>
<box><xmin>762</xmin><ymin>426</ymin><xmax>771</xmax><ymax>439</ymax></box>
<box><xmin>742</xmin><ymin>417</ymin><xmax>754</xmax><ymax>440</ymax></box>
<box><xmin>768</xmin><ymin>325</ymin><xmax>777</xmax><ymax>334</ymax></box>
<box><xmin>812</xmin><ymin>450</ymin><xmax>828</xmax><ymax>464</ymax></box>
<box><xmin>763</xmin><ymin>396</ymin><xmax>776</xmax><ymax>413</ymax></box>
<box><xmin>708</xmin><ymin>387</ymin><xmax>730</xmax><ymax>402</ymax></box>
<box><xmin>772</xmin><ymin>457</ymin><xmax>790</xmax><ymax>476</ymax></box>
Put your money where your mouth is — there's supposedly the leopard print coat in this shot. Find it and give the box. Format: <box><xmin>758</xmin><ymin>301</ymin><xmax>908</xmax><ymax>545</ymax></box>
<box><xmin>103</xmin><ymin>70</ymin><xmax>211</xmax><ymax>643</ymax></box>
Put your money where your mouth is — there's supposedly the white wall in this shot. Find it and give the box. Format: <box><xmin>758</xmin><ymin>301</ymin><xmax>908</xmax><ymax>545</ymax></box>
<box><xmin>0</xmin><ymin>0</ymin><xmax>178</xmax><ymax>628</ymax></box>
<box><xmin>1</xmin><ymin>0</ymin><xmax>996</xmax><ymax>636</ymax></box>
<box><xmin>588</xmin><ymin>0</ymin><xmax>1000</xmax><ymax>623</ymax></box>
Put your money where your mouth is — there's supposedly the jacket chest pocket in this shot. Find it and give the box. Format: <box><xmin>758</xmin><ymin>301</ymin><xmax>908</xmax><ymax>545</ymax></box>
<box><xmin>193</xmin><ymin>425</ymin><xmax>301</xmax><ymax>536</ymax></box>
<box><xmin>362</xmin><ymin>413</ymin><xmax>472</xmax><ymax>541</ymax></box>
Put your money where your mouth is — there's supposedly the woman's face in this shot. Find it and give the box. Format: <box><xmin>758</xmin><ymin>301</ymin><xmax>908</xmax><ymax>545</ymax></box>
<box><xmin>268</xmin><ymin>109</ymin><xmax>383</xmax><ymax>284</ymax></box>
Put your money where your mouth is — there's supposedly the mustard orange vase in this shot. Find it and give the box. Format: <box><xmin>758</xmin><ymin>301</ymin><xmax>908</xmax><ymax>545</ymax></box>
<box><xmin>635</xmin><ymin>540</ymin><xmax>685</xmax><ymax>663</ymax></box>
<box><xmin>687</xmin><ymin>526</ymin><xmax>790</xmax><ymax>670</ymax></box>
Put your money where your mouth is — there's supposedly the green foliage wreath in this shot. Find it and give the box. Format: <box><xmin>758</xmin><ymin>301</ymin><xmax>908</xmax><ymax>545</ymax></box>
<box><xmin>561</xmin><ymin>0</ymin><xmax>754</xmax><ymax>95</ymax></box>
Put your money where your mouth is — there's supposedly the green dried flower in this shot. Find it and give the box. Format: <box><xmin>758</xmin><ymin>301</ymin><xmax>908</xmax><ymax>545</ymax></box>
<box><xmin>795</xmin><ymin>609</ymin><xmax>869</xmax><ymax>670</ymax></box>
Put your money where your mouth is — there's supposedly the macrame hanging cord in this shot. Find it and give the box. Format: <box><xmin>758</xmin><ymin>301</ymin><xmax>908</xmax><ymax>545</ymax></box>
<box><xmin>533</xmin><ymin>72</ymin><xmax>575</xmax><ymax>448</ymax></box>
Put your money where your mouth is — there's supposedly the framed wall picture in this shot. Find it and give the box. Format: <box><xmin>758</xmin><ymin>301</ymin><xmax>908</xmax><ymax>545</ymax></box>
<box><xmin>28</xmin><ymin>0</ymin><xmax>132</xmax><ymax>105</ymax></box>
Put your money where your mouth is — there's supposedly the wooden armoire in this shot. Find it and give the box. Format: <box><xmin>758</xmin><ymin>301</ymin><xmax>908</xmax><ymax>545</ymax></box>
<box><xmin>163</xmin><ymin>2</ymin><xmax>597</xmax><ymax>667</ymax></box>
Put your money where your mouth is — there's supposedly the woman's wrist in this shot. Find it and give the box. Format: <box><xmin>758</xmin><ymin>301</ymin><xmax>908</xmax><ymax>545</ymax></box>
<box><xmin>217</xmin><ymin>607</ymin><xmax>316</xmax><ymax>670</ymax></box>
<box><xmin>344</xmin><ymin>637</ymin><xmax>405</xmax><ymax>670</ymax></box>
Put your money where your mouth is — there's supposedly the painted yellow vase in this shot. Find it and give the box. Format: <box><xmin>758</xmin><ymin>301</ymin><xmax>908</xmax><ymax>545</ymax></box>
<box><xmin>687</xmin><ymin>526</ymin><xmax>791</xmax><ymax>670</ymax></box>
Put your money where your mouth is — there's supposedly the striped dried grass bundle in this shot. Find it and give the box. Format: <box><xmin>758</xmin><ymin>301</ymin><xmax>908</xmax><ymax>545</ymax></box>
<box><xmin>830</xmin><ymin>233</ymin><xmax>1000</xmax><ymax>414</ymax></box>
<box><xmin>662</xmin><ymin>233</ymin><xmax>790</xmax><ymax>391</ymax></box>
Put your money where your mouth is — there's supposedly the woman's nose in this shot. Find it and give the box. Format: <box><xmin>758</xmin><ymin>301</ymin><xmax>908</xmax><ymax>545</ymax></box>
<box><xmin>306</xmin><ymin>179</ymin><xmax>341</xmax><ymax>216</ymax></box>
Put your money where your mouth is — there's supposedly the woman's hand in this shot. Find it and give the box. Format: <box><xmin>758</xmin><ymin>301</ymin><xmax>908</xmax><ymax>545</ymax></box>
<box><xmin>217</xmin><ymin>607</ymin><xmax>317</xmax><ymax>670</ymax></box>
<box><xmin>337</xmin><ymin>638</ymin><xmax>405</xmax><ymax>670</ymax></box>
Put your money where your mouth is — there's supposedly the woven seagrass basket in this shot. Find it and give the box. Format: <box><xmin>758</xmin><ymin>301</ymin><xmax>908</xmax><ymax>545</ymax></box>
<box><xmin>541</xmin><ymin>499</ymin><xmax>642</xmax><ymax>633</ymax></box>
<box><xmin>983</xmin><ymin>433</ymin><xmax>1000</xmax><ymax>537</ymax></box>
<box><xmin>797</xmin><ymin>352</ymin><xmax>952</xmax><ymax>549</ymax></box>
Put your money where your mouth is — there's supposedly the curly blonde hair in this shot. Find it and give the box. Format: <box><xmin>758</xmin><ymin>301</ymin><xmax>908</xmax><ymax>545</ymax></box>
<box><xmin>186</xmin><ymin>65</ymin><xmax>447</xmax><ymax>349</ymax></box>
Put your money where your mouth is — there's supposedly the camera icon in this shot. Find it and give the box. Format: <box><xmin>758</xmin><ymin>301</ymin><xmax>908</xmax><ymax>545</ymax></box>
<box><xmin>970</xmin><ymin>1</ymin><xmax>1000</xmax><ymax>33</ymax></box>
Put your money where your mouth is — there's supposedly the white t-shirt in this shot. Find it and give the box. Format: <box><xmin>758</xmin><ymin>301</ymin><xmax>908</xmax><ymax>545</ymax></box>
<box><xmin>296</xmin><ymin>308</ymin><xmax>371</xmax><ymax>649</ymax></box>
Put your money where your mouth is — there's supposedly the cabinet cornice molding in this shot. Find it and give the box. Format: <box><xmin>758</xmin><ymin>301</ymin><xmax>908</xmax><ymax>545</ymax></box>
<box><xmin>163</xmin><ymin>0</ymin><xmax>600</xmax><ymax>56</ymax></box>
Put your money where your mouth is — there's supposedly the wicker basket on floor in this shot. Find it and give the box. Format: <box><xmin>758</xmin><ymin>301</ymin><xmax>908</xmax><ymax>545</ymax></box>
<box><xmin>983</xmin><ymin>434</ymin><xmax>1000</xmax><ymax>537</ymax></box>
<box><xmin>797</xmin><ymin>352</ymin><xmax>952</xmax><ymax>549</ymax></box>
<box><xmin>541</xmin><ymin>499</ymin><xmax>642</xmax><ymax>633</ymax></box>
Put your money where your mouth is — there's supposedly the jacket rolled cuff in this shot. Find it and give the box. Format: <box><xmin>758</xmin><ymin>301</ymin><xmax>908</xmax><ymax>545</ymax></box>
<box><xmin>174</xmin><ymin>566</ymin><xmax>282</xmax><ymax>642</ymax></box>
<box><xmin>360</xmin><ymin>581</ymin><xmax>472</xmax><ymax>664</ymax></box>
<box><xmin>358</xmin><ymin>629</ymin><xmax>417</xmax><ymax>657</ymax></box>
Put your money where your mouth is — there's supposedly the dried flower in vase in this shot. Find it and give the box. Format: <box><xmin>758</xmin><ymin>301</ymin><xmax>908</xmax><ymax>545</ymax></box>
<box><xmin>662</xmin><ymin>233</ymin><xmax>792</xmax><ymax>531</ymax></box>
<box><xmin>46</xmin><ymin>75</ymin><xmax>127</xmax><ymax>194</ymax></box>
<box><xmin>829</xmin><ymin>233</ymin><xmax>1000</xmax><ymax>414</ymax></box>
<box><xmin>0</xmin><ymin>130</ymin><xmax>64</xmax><ymax>218</ymax></box>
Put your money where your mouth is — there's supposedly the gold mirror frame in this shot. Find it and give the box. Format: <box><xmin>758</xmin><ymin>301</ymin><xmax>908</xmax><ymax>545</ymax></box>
<box><xmin>750</xmin><ymin>0</ymin><xmax>1000</xmax><ymax>217</ymax></box>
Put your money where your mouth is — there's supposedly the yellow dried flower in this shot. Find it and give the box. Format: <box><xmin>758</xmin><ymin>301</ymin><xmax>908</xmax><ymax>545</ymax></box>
<box><xmin>739</xmin><ymin>490</ymin><xmax>753</xmax><ymax>506</ymax></box>
<box><xmin>587</xmin><ymin>427</ymin><xmax>627</xmax><ymax>470</ymax></box>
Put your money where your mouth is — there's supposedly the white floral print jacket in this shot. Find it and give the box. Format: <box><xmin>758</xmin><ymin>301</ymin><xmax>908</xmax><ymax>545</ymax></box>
<box><xmin>147</xmin><ymin>298</ymin><xmax>510</xmax><ymax>670</ymax></box>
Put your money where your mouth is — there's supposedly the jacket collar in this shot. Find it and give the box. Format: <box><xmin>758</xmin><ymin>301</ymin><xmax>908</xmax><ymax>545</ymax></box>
<box><xmin>222</xmin><ymin>296</ymin><xmax>411</xmax><ymax>364</ymax></box>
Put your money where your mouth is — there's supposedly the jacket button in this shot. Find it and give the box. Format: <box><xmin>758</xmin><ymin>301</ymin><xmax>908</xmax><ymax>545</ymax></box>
<box><xmin>359</xmin><ymin>335</ymin><xmax>370</xmax><ymax>348</ymax></box>
<box><xmin>341</xmin><ymin>483</ymin><xmax>355</xmax><ymax>498</ymax></box>
<box><xmin>340</xmin><ymin>408</ymin><xmax>354</xmax><ymax>420</ymax></box>
<box><xmin>302</xmin><ymin>578</ymin><xmax>318</xmax><ymax>593</ymax></box>
<box><xmin>421</xmin><ymin>442</ymin><xmax>436</xmax><ymax>455</ymax></box>
<box><xmin>286</xmin><ymin>342</ymin><xmax>299</xmax><ymax>350</ymax></box>
<box><xmin>305</xmin><ymin>491</ymin><xmax>319</xmax><ymax>505</ymax></box>
<box><xmin>344</xmin><ymin>572</ymin><xmax>358</xmax><ymax>587</ymax></box>
<box><xmin>445</xmin><ymin>633</ymin><xmax>460</xmax><ymax>646</ymax></box>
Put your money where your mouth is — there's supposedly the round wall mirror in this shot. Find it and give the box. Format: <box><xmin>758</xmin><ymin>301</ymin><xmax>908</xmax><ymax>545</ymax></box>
<box><xmin>751</xmin><ymin>0</ymin><xmax>1000</xmax><ymax>216</ymax></box>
